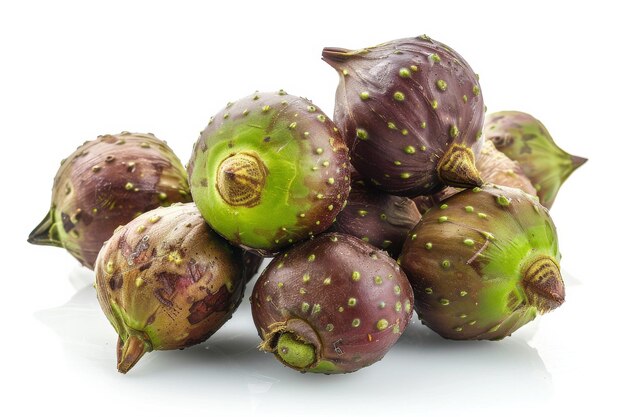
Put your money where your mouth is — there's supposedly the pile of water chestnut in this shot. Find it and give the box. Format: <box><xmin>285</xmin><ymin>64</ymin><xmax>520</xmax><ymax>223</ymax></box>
<box><xmin>29</xmin><ymin>35</ymin><xmax>586</xmax><ymax>374</ymax></box>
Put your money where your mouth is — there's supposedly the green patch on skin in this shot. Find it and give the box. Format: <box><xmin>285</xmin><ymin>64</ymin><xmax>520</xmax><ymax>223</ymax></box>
<box><xmin>475</xmin><ymin>221</ymin><xmax>558</xmax><ymax>325</ymax></box>
<box><xmin>275</xmin><ymin>333</ymin><xmax>316</xmax><ymax>369</ymax></box>
<box><xmin>110</xmin><ymin>300</ymin><xmax>159</xmax><ymax>350</ymax></box>
<box><xmin>308</xmin><ymin>360</ymin><xmax>340</xmax><ymax>374</ymax></box>
<box><xmin>191</xmin><ymin>108</ymin><xmax>314</xmax><ymax>250</ymax></box>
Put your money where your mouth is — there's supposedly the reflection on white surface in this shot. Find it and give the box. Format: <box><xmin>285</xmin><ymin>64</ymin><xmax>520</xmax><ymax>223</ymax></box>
<box><xmin>34</xmin><ymin>266</ymin><xmax>554</xmax><ymax>415</ymax></box>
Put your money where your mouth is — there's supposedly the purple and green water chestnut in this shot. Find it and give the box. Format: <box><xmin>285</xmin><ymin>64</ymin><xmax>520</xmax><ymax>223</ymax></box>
<box><xmin>251</xmin><ymin>233</ymin><xmax>414</xmax><ymax>374</ymax></box>
<box><xmin>323</xmin><ymin>35</ymin><xmax>485</xmax><ymax>196</ymax></box>
<box><xmin>28</xmin><ymin>132</ymin><xmax>190</xmax><ymax>269</ymax></box>
<box><xmin>188</xmin><ymin>91</ymin><xmax>350</xmax><ymax>256</ymax></box>
<box><xmin>484</xmin><ymin>111</ymin><xmax>587</xmax><ymax>209</ymax></box>
<box><xmin>399</xmin><ymin>185</ymin><xmax>564</xmax><ymax>340</ymax></box>
<box><xmin>95</xmin><ymin>203</ymin><xmax>246</xmax><ymax>373</ymax></box>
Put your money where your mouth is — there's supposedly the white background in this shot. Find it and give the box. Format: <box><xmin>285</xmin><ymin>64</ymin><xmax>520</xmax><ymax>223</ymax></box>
<box><xmin>1</xmin><ymin>1</ymin><xmax>622</xmax><ymax>415</ymax></box>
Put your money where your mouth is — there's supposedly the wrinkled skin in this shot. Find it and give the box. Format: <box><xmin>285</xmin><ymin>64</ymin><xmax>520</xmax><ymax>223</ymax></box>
<box><xmin>323</xmin><ymin>35</ymin><xmax>484</xmax><ymax>196</ymax></box>
<box><xmin>331</xmin><ymin>172</ymin><xmax>421</xmax><ymax>258</ymax></box>
<box><xmin>399</xmin><ymin>185</ymin><xmax>564</xmax><ymax>340</ymax></box>
<box><xmin>251</xmin><ymin>233</ymin><xmax>414</xmax><ymax>374</ymax></box>
<box><xmin>95</xmin><ymin>203</ymin><xmax>246</xmax><ymax>373</ymax></box>
<box><xmin>413</xmin><ymin>141</ymin><xmax>537</xmax><ymax>214</ymax></box>
<box><xmin>29</xmin><ymin>132</ymin><xmax>191</xmax><ymax>269</ymax></box>
<box><xmin>484</xmin><ymin>111</ymin><xmax>587</xmax><ymax>208</ymax></box>
<box><xmin>188</xmin><ymin>91</ymin><xmax>350</xmax><ymax>256</ymax></box>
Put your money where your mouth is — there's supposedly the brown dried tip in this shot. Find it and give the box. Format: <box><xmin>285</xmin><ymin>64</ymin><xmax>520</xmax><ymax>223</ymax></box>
<box><xmin>522</xmin><ymin>257</ymin><xmax>565</xmax><ymax>314</ymax></box>
<box><xmin>117</xmin><ymin>335</ymin><xmax>150</xmax><ymax>374</ymax></box>
<box><xmin>437</xmin><ymin>144</ymin><xmax>483</xmax><ymax>188</ymax></box>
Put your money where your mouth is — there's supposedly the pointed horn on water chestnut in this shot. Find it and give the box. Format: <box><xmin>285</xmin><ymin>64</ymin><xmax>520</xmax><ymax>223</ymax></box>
<box><xmin>437</xmin><ymin>144</ymin><xmax>484</xmax><ymax>188</ymax></box>
<box><xmin>522</xmin><ymin>256</ymin><xmax>565</xmax><ymax>314</ymax></box>
<box><xmin>117</xmin><ymin>334</ymin><xmax>151</xmax><ymax>374</ymax></box>
<box><xmin>28</xmin><ymin>209</ymin><xmax>62</xmax><ymax>247</ymax></box>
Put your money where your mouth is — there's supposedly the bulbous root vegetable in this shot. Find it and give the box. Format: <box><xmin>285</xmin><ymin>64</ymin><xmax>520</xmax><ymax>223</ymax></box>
<box><xmin>399</xmin><ymin>185</ymin><xmax>564</xmax><ymax>340</ymax></box>
<box><xmin>323</xmin><ymin>35</ymin><xmax>484</xmax><ymax>196</ymax></box>
<box><xmin>95</xmin><ymin>203</ymin><xmax>246</xmax><ymax>373</ymax></box>
<box><xmin>188</xmin><ymin>91</ymin><xmax>350</xmax><ymax>256</ymax></box>
<box><xmin>28</xmin><ymin>132</ymin><xmax>191</xmax><ymax>269</ymax></box>
<box><xmin>251</xmin><ymin>233</ymin><xmax>414</xmax><ymax>374</ymax></box>
<box><xmin>484</xmin><ymin>111</ymin><xmax>587</xmax><ymax>209</ymax></box>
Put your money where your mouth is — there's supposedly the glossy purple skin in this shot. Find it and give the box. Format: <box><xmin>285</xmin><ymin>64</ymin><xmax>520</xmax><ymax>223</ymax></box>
<box><xmin>323</xmin><ymin>35</ymin><xmax>484</xmax><ymax>196</ymax></box>
<box><xmin>251</xmin><ymin>233</ymin><xmax>414</xmax><ymax>374</ymax></box>
<box><xmin>331</xmin><ymin>175</ymin><xmax>421</xmax><ymax>258</ymax></box>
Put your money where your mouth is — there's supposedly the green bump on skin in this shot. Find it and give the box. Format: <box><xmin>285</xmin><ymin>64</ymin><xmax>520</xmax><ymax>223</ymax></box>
<box><xmin>450</xmin><ymin>125</ymin><xmax>459</xmax><ymax>139</ymax></box>
<box><xmin>388</xmin><ymin>122</ymin><xmax>397</xmax><ymax>130</ymax></box>
<box><xmin>431</xmin><ymin>100</ymin><xmax>438</xmax><ymax>109</ymax></box>
<box><xmin>440</xmin><ymin>298</ymin><xmax>450</xmax><ymax>305</ymax></box>
<box><xmin>425</xmin><ymin>288</ymin><xmax>433</xmax><ymax>294</ymax></box>
<box><xmin>497</xmin><ymin>195</ymin><xmax>511</xmax><ymax>206</ymax></box>
<box><xmin>374</xmin><ymin>276</ymin><xmax>383</xmax><ymax>285</ymax></box>
<box><xmin>473</xmin><ymin>85</ymin><xmax>481</xmax><ymax>96</ymax></box>
<box><xmin>348</xmin><ymin>297</ymin><xmax>357</xmax><ymax>307</ymax></box>
<box><xmin>393</xmin><ymin>91</ymin><xmax>405</xmax><ymax>101</ymax></box>
<box><xmin>377</xmin><ymin>319</ymin><xmax>389</xmax><ymax>330</ymax></box>
<box><xmin>352</xmin><ymin>271</ymin><xmax>361</xmax><ymax>281</ymax></box>
<box><xmin>359</xmin><ymin>91</ymin><xmax>370</xmax><ymax>100</ymax></box>
<box><xmin>357</xmin><ymin>209</ymin><xmax>368</xmax><ymax>217</ymax></box>
<box><xmin>420</xmin><ymin>121</ymin><xmax>427</xmax><ymax>129</ymax></box>
<box><xmin>395</xmin><ymin>301</ymin><xmax>402</xmax><ymax>312</ymax></box>
<box><xmin>438</xmin><ymin>216</ymin><xmax>448</xmax><ymax>223</ymax></box>
<box><xmin>478</xmin><ymin>213</ymin><xmax>488</xmax><ymax>219</ymax></box>
<box><xmin>463</xmin><ymin>95</ymin><xmax>468</xmax><ymax>103</ymax></box>
<box><xmin>399</xmin><ymin>68</ymin><xmax>411</xmax><ymax>78</ymax></box>
<box><xmin>441</xmin><ymin>260</ymin><xmax>451</xmax><ymax>269</ymax></box>
<box><xmin>436</xmin><ymin>80</ymin><xmax>448</xmax><ymax>91</ymax></box>
<box><xmin>404</xmin><ymin>145</ymin><xmax>416</xmax><ymax>154</ymax></box>
<box><xmin>400</xmin><ymin>172</ymin><xmax>411</xmax><ymax>179</ymax></box>
<box><xmin>429</xmin><ymin>53</ymin><xmax>441</xmax><ymax>63</ymax></box>
<box><xmin>465</xmin><ymin>206</ymin><xmax>474</xmax><ymax>213</ymax></box>
<box><xmin>425</xmin><ymin>242</ymin><xmax>433</xmax><ymax>250</ymax></box>
<box><xmin>356</xmin><ymin>128</ymin><xmax>368</xmax><ymax>140</ymax></box>
<box><xmin>308</xmin><ymin>254</ymin><xmax>316</xmax><ymax>262</ymax></box>
<box><xmin>309</xmin><ymin>360</ymin><xmax>339</xmax><ymax>374</ymax></box>
<box><xmin>352</xmin><ymin>318</ymin><xmax>361</xmax><ymax>327</ymax></box>
<box><xmin>473</xmin><ymin>187</ymin><xmax>482</xmax><ymax>193</ymax></box>
<box><xmin>276</xmin><ymin>333</ymin><xmax>316</xmax><ymax>370</ymax></box>
<box><xmin>482</xmin><ymin>231</ymin><xmax>495</xmax><ymax>240</ymax></box>
<box><xmin>463</xmin><ymin>238</ymin><xmax>475</xmax><ymax>246</ymax></box>
<box><xmin>301</xmin><ymin>302</ymin><xmax>310</xmax><ymax>313</ymax></box>
<box><xmin>440</xmin><ymin>204</ymin><xmax>448</xmax><ymax>210</ymax></box>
